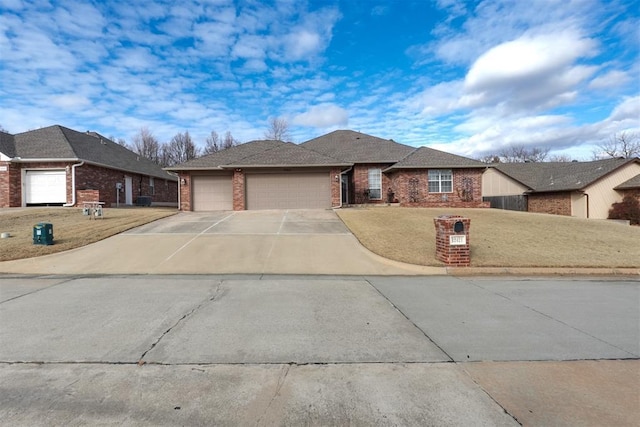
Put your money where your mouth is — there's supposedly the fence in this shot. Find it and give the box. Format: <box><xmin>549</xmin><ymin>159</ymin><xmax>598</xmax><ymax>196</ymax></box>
<box><xmin>483</xmin><ymin>195</ymin><xmax>528</xmax><ymax>212</ymax></box>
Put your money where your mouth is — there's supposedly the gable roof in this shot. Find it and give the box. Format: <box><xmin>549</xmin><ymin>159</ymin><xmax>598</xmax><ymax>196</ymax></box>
<box><xmin>10</xmin><ymin>125</ymin><xmax>176</xmax><ymax>181</ymax></box>
<box><xmin>384</xmin><ymin>146</ymin><xmax>485</xmax><ymax>171</ymax></box>
<box><xmin>493</xmin><ymin>158</ymin><xmax>639</xmax><ymax>193</ymax></box>
<box><xmin>301</xmin><ymin>130</ymin><xmax>415</xmax><ymax>163</ymax></box>
<box><xmin>0</xmin><ymin>131</ymin><xmax>16</xmax><ymax>158</ymax></box>
<box><xmin>615</xmin><ymin>173</ymin><xmax>640</xmax><ymax>190</ymax></box>
<box><xmin>166</xmin><ymin>139</ymin><xmax>349</xmax><ymax>170</ymax></box>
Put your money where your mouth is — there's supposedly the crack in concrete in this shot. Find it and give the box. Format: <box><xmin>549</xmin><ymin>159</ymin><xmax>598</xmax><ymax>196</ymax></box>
<box><xmin>0</xmin><ymin>276</ymin><xmax>77</xmax><ymax>305</ymax></box>
<box><xmin>469</xmin><ymin>281</ymin><xmax>640</xmax><ymax>358</ymax></box>
<box><xmin>255</xmin><ymin>363</ymin><xmax>291</xmax><ymax>427</ymax></box>
<box><xmin>137</xmin><ymin>281</ymin><xmax>225</xmax><ymax>365</ymax></box>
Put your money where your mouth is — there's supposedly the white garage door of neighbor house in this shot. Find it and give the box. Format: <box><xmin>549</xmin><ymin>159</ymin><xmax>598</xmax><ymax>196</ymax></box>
<box><xmin>25</xmin><ymin>170</ymin><xmax>67</xmax><ymax>204</ymax></box>
<box><xmin>192</xmin><ymin>175</ymin><xmax>233</xmax><ymax>211</ymax></box>
<box><xmin>246</xmin><ymin>172</ymin><xmax>331</xmax><ymax>210</ymax></box>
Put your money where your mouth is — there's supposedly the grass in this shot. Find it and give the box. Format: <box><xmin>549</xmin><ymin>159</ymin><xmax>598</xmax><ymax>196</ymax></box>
<box><xmin>336</xmin><ymin>207</ymin><xmax>640</xmax><ymax>268</ymax></box>
<box><xmin>0</xmin><ymin>207</ymin><xmax>177</xmax><ymax>262</ymax></box>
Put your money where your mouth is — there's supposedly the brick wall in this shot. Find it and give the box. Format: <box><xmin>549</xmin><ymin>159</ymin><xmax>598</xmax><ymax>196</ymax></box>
<box><xmin>351</xmin><ymin>164</ymin><xmax>394</xmax><ymax>204</ymax></box>
<box><xmin>0</xmin><ymin>161</ymin><xmax>13</xmax><ymax>207</ymax></box>
<box><xmin>528</xmin><ymin>192</ymin><xmax>572</xmax><ymax>216</ymax></box>
<box><xmin>330</xmin><ymin>167</ymin><xmax>341</xmax><ymax>207</ymax></box>
<box><xmin>75</xmin><ymin>164</ymin><xmax>177</xmax><ymax>207</ymax></box>
<box><xmin>0</xmin><ymin>162</ymin><xmax>177</xmax><ymax>207</ymax></box>
<box><xmin>389</xmin><ymin>169</ymin><xmax>489</xmax><ymax>208</ymax></box>
<box><xmin>179</xmin><ymin>173</ymin><xmax>191</xmax><ymax>211</ymax></box>
<box><xmin>233</xmin><ymin>169</ymin><xmax>245</xmax><ymax>211</ymax></box>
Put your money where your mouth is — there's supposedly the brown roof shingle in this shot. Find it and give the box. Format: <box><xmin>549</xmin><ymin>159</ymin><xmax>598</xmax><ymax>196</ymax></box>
<box><xmin>301</xmin><ymin>130</ymin><xmax>415</xmax><ymax>163</ymax></box>
<box><xmin>494</xmin><ymin>158</ymin><xmax>639</xmax><ymax>192</ymax></box>
<box><xmin>11</xmin><ymin>125</ymin><xmax>176</xmax><ymax>181</ymax></box>
<box><xmin>385</xmin><ymin>146</ymin><xmax>485</xmax><ymax>170</ymax></box>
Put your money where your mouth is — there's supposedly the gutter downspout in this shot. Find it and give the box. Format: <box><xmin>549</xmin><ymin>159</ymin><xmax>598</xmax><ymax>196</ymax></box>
<box><xmin>63</xmin><ymin>161</ymin><xmax>85</xmax><ymax>207</ymax></box>
<box><xmin>585</xmin><ymin>193</ymin><xmax>589</xmax><ymax>218</ymax></box>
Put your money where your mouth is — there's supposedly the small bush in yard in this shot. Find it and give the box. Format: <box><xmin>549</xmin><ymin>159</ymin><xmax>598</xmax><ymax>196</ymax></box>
<box><xmin>608</xmin><ymin>194</ymin><xmax>640</xmax><ymax>225</ymax></box>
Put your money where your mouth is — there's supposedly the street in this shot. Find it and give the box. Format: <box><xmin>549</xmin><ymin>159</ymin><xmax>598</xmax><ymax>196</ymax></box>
<box><xmin>1</xmin><ymin>274</ymin><xmax>638</xmax><ymax>425</ymax></box>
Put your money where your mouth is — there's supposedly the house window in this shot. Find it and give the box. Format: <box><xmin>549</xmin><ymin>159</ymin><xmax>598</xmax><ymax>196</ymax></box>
<box><xmin>428</xmin><ymin>169</ymin><xmax>452</xmax><ymax>193</ymax></box>
<box><xmin>149</xmin><ymin>177</ymin><xmax>155</xmax><ymax>195</ymax></box>
<box><xmin>368</xmin><ymin>168</ymin><xmax>382</xmax><ymax>199</ymax></box>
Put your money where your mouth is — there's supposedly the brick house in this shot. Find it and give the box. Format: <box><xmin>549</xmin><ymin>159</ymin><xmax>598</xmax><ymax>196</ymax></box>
<box><xmin>0</xmin><ymin>125</ymin><xmax>178</xmax><ymax>208</ymax></box>
<box><xmin>482</xmin><ymin>157</ymin><xmax>640</xmax><ymax>219</ymax></box>
<box><xmin>168</xmin><ymin>130</ymin><xmax>489</xmax><ymax>211</ymax></box>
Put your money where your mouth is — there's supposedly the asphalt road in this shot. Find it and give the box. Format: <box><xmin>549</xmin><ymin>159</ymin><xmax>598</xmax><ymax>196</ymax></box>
<box><xmin>1</xmin><ymin>275</ymin><xmax>638</xmax><ymax>426</ymax></box>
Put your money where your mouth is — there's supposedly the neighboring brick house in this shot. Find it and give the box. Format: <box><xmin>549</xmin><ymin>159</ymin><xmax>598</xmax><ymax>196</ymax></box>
<box><xmin>614</xmin><ymin>174</ymin><xmax>640</xmax><ymax>203</ymax></box>
<box><xmin>168</xmin><ymin>129</ymin><xmax>489</xmax><ymax>211</ymax></box>
<box><xmin>0</xmin><ymin>125</ymin><xmax>178</xmax><ymax>208</ymax></box>
<box><xmin>482</xmin><ymin>157</ymin><xmax>640</xmax><ymax>219</ymax></box>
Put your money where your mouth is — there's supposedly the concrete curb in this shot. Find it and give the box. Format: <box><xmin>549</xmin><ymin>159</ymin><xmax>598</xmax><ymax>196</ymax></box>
<box><xmin>446</xmin><ymin>266</ymin><xmax>640</xmax><ymax>276</ymax></box>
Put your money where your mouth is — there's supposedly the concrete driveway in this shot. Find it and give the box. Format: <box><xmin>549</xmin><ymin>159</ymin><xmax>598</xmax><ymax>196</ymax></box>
<box><xmin>0</xmin><ymin>209</ymin><xmax>443</xmax><ymax>275</ymax></box>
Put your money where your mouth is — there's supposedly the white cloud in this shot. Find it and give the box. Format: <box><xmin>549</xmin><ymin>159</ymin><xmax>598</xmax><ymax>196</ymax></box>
<box><xmin>589</xmin><ymin>70</ymin><xmax>632</xmax><ymax>89</ymax></box>
<box><xmin>464</xmin><ymin>31</ymin><xmax>595</xmax><ymax>91</ymax></box>
<box><xmin>293</xmin><ymin>104</ymin><xmax>349</xmax><ymax>128</ymax></box>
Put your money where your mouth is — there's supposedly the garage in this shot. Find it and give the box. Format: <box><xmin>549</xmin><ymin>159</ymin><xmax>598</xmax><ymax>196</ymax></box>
<box><xmin>25</xmin><ymin>170</ymin><xmax>67</xmax><ymax>205</ymax></box>
<box><xmin>246</xmin><ymin>172</ymin><xmax>331</xmax><ymax>210</ymax></box>
<box><xmin>192</xmin><ymin>175</ymin><xmax>233</xmax><ymax>211</ymax></box>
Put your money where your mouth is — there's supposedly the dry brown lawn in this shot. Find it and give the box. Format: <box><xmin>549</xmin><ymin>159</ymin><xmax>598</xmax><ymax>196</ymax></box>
<box><xmin>337</xmin><ymin>207</ymin><xmax>640</xmax><ymax>268</ymax></box>
<box><xmin>0</xmin><ymin>207</ymin><xmax>177</xmax><ymax>262</ymax></box>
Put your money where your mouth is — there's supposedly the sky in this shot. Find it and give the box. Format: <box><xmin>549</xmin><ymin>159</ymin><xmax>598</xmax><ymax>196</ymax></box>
<box><xmin>1</xmin><ymin>0</ymin><xmax>638</xmax><ymax>160</ymax></box>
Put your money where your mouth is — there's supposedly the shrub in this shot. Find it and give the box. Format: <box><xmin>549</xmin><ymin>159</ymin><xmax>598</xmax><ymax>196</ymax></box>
<box><xmin>608</xmin><ymin>194</ymin><xmax>640</xmax><ymax>225</ymax></box>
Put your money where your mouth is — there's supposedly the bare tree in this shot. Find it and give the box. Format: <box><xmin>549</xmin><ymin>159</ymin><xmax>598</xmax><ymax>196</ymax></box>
<box><xmin>223</xmin><ymin>131</ymin><xmax>239</xmax><ymax>149</ymax></box>
<box><xmin>131</xmin><ymin>127</ymin><xmax>160</xmax><ymax>164</ymax></box>
<box><xmin>547</xmin><ymin>154</ymin><xmax>574</xmax><ymax>162</ymax></box>
<box><xmin>499</xmin><ymin>145</ymin><xmax>549</xmax><ymax>162</ymax></box>
<box><xmin>594</xmin><ymin>132</ymin><xmax>640</xmax><ymax>159</ymax></box>
<box><xmin>478</xmin><ymin>154</ymin><xmax>501</xmax><ymax>164</ymax></box>
<box><xmin>163</xmin><ymin>131</ymin><xmax>199</xmax><ymax>166</ymax></box>
<box><xmin>264</xmin><ymin>117</ymin><xmax>291</xmax><ymax>141</ymax></box>
<box><xmin>203</xmin><ymin>131</ymin><xmax>221</xmax><ymax>154</ymax></box>
<box><xmin>109</xmin><ymin>135</ymin><xmax>129</xmax><ymax>148</ymax></box>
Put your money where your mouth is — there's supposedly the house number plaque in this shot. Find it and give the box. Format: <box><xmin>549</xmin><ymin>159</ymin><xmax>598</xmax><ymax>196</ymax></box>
<box><xmin>449</xmin><ymin>235</ymin><xmax>466</xmax><ymax>246</ymax></box>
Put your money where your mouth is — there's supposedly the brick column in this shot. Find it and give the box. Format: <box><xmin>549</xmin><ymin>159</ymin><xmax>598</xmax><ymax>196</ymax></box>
<box><xmin>233</xmin><ymin>169</ymin><xmax>245</xmax><ymax>211</ymax></box>
<box><xmin>434</xmin><ymin>215</ymin><xmax>471</xmax><ymax>266</ymax></box>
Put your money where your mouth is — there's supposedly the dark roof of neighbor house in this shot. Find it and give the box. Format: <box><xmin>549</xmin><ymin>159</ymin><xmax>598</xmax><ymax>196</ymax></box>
<box><xmin>0</xmin><ymin>131</ymin><xmax>16</xmax><ymax>157</ymax></box>
<box><xmin>493</xmin><ymin>157</ymin><xmax>639</xmax><ymax>193</ymax></box>
<box><xmin>300</xmin><ymin>130</ymin><xmax>415</xmax><ymax>163</ymax></box>
<box><xmin>10</xmin><ymin>125</ymin><xmax>176</xmax><ymax>181</ymax></box>
<box><xmin>166</xmin><ymin>139</ymin><xmax>349</xmax><ymax>170</ymax></box>
<box><xmin>614</xmin><ymin>173</ymin><xmax>640</xmax><ymax>190</ymax></box>
<box><xmin>385</xmin><ymin>146</ymin><xmax>486</xmax><ymax>171</ymax></box>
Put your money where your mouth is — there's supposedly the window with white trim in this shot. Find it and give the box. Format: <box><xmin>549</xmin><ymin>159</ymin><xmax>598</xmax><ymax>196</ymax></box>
<box><xmin>428</xmin><ymin>169</ymin><xmax>452</xmax><ymax>193</ymax></box>
<box><xmin>149</xmin><ymin>177</ymin><xmax>155</xmax><ymax>195</ymax></box>
<box><xmin>368</xmin><ymin>168</ymin><xmax>382</xmax><ymax>199</ymax></box>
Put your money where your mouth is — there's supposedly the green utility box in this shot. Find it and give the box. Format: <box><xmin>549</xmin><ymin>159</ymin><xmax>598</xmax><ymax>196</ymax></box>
<box><xmin>33</xmin><ymin>223</ymin><xmax>54</xmax><ymax>245</ymax></box>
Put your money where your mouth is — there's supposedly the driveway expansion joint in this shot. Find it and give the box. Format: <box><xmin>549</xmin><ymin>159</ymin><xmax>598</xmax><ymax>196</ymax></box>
<box><xmin>364</xmin><ymin>278</ymin><xmax>455</xmax><ymax>362</ymax></box>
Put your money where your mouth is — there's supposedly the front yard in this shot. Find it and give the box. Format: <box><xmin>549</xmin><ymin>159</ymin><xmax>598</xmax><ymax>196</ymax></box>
<box><xmin>337</xmin><ymin>207</ymin><xmax>640</xmax><ymax>268</ymax></box>
<box><xmin>0</xmin><ymin>208</ymin><xmax>177</xmax><ymax>262</ymax></box>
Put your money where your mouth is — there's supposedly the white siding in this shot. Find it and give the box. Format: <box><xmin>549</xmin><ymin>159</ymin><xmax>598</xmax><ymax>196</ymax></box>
<box><xmin>584</xmin><ymin>162</ymin><xmax>640</xmax><ymax>219</ymax></box>
<box><xmin>482</xmin><ymin>168</ymin><xmax>529</xmax><ymax>197</ymax></box>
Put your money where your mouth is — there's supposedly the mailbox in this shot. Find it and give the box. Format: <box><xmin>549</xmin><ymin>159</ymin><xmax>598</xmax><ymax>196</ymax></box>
<box><xmin>434</xmin><ymin>215</ymin><xmax>470</xmax><ymax>266</ymax></box>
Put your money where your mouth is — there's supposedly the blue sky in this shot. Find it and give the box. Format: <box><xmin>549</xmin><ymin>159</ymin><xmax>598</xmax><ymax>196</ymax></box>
<box><xmin>1</xmin><ymin>0</ymin><xmax>638</xmax><ymax>159</ymax></box>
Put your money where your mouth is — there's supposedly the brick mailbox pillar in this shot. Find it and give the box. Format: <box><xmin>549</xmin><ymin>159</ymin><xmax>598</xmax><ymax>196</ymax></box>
<box><xmin>434</xmin><ymin>215</ymin><xmax>471</xmax><ymax>266</ymax></box>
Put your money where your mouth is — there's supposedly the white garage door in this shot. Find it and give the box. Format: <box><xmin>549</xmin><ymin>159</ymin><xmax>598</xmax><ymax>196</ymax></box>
<box><xmin>25</xmin><ymin>170</ymin><xmax>67</xmax><ymax>204</ymax></box>
<box><xmin>246</xmin><ymin>172</ymin><xmax>331</xmax><ymax>210</ymax></box>
<box><xmin>192</xmin><ymin>175</ymin><xmax>233</xmax><ymax>211</ymax></box>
